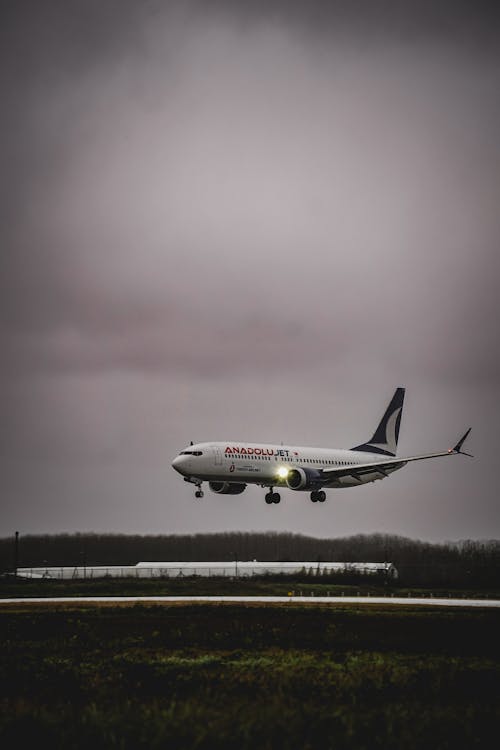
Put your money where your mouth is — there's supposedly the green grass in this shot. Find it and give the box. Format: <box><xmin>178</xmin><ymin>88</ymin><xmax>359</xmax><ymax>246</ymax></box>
<box><xmin>1</xmin><ymin>603</ymin><xmax>499</xmax><ymax>748</ymax></box>
<box><xmin>2</xmin><ymin>574</ymin><xmax>499</xmax><ymax>599</ymax></box>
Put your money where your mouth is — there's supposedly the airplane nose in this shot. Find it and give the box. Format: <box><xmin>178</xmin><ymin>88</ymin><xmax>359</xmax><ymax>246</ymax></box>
<box><xmin>172</xmin><ymin>455</ymin><xmax>188</xmax><ymax>474</ymax></box>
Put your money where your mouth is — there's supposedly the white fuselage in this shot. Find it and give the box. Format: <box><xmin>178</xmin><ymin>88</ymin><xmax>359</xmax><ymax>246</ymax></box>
<box><xmin>171</xmin><ymin>441</ymin><xmax>401</xmax><ymax>489</ymax></box>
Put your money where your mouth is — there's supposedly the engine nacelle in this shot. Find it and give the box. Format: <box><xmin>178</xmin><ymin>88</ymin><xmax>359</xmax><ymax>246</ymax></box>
<box><xmin>209</xmin><ymin>481</ymin><xmax>247</xmax><ymax>495</ymax></box>
<box><xmin>286</xmin><ymin>468</ymin><xmax>322</xmax><ymax>491</ymax></box>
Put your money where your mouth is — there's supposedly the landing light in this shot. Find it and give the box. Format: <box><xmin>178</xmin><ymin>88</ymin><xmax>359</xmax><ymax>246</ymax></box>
<box><xmin>277</xmin><ymin>466</ymin><xmax>289</xmax><ymax>479</ymax></box>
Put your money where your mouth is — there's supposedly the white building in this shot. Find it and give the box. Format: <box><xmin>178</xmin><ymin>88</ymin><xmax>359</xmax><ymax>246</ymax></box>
<box><xmin>16</xmin><ymin>561</ymin><xmax>398</xmax><ymax>580</ymax></box>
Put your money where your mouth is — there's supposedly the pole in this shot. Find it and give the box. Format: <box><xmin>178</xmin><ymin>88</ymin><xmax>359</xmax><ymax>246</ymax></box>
<box><xmin>14</xmin><ymin>531</ymin><xmax>19</xmax><ymax>577</ymax></box>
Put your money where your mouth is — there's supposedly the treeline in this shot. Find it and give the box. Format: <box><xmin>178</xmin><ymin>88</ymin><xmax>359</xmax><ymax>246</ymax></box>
<box><xmin>1</xmin><ymin>531</ymin><xmax>499</xmax><ymax>588</ymax></box>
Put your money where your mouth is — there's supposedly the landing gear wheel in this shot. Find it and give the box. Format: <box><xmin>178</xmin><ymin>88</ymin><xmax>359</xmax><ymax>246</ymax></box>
<box><xmin>195</xmin><ymin>490</ymin><xmax>204</xmax><ymax>499</ymax></box>
<box><xmin>310</xmin><ymin>491</ymin><xmax>318</xmax><ymax>503</ymax></box>
<box><xmin>317</xmin><ymin>490</ymin><xmax>326</xmax><ymax>503</ymax></box>
<box><xmin>265</xmin><ymin>487</ymin><xmax>280</xmax><ymax>505</ymax></box>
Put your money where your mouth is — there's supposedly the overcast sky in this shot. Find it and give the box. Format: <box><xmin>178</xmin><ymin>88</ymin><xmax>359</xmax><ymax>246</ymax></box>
<box><xmin>1</xmin><ymin>0</ymin><xmax>499</xmax><ymax>543</ymax></box>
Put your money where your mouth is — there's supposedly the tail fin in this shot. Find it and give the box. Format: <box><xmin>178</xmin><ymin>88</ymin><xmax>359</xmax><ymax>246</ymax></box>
<box><xmin>352</xmin><ymin>387</ymin><xmax>405</xmax><ymax>457</ymax></box>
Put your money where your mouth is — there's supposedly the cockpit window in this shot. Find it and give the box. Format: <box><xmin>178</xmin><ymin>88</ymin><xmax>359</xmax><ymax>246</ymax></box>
<box><xmin>180</xmin><ymin>450</ymin><xmax>203</xmax><ymax>456</ymax></box>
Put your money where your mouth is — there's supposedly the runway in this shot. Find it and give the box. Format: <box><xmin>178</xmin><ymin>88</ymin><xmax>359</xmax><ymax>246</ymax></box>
<box><xmin>1</xmin><ymin>596</ymin><xmax>499</xmax><ymax>607</ymax></box>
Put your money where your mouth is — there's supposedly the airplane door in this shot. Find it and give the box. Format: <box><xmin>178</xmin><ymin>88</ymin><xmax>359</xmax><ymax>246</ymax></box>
<box><xmin>214</xmin><ymin>446</ymin><xmax>222</xmax><ymax>466</ymax></box>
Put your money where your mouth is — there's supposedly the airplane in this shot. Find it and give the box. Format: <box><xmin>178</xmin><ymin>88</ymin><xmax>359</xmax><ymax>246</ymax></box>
<box><xmin>171</xmin><ymin>388</ymin><xmax>472</xmax><ymax>504</ymax></box>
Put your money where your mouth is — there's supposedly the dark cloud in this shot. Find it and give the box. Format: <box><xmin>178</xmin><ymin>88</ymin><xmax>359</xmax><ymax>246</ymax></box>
<box><xmin>0</xmin><ymin>1</ymin><xmax>498</xmax><ymax>539</ymax></box>
<box><xmin>207</xmin><ymin>0</ymin><xmax>500</xmax><ymax>44</ymax></box>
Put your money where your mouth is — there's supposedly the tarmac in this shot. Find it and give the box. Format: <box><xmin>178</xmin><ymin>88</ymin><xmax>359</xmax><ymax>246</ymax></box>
<box><xmin>1</xmin><ymin>596</ymin><xmax>499</xmax><ymax>607</ymax></box>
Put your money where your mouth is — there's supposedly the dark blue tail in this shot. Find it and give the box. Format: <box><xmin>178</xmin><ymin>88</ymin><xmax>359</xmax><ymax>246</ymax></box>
<box><xmin>352</xmin><ymin>388</ymin><xmax>405</xmax><ymax>457</ymax></box>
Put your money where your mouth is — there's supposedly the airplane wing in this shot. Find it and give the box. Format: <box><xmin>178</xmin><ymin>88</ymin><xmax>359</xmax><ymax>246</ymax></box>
<box><xmin>320</xmin><ymin>429</ymin><xmax>472</xmax><ymax>484</ymax></box>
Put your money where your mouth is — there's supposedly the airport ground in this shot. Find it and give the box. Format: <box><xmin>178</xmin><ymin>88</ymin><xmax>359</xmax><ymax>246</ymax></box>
<box><xmin>2</xmin><ymin>573</ymin><xmax>500</xmax><ymax>600</ymax></box>
<box><xmin>1</xmin><ymin>590</ymin><xmax>499</xmax><ymax>749</ymax></box>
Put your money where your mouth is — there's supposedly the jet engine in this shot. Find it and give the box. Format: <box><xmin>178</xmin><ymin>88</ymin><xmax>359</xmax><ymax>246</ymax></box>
<box><xmin>286</xmin><ymin>468</ymin><xmax>322</xmax><ymax>491</ymax></box>
<box><xmin>209</xmin><ymin>481</ymin><xmax>247</xmax><ymax>495</ymax></box>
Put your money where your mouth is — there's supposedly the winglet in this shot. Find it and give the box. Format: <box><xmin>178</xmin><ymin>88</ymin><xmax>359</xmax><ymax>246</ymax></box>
<box><xmin>451</xmin><ymin>428</ymin><xmax>473</xmax><ymax>457</ymax></box>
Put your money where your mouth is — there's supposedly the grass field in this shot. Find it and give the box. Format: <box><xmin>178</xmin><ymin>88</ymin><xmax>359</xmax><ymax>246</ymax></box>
<box><xmin>2</xmin><ymin>574</ymin><xmax>500</xmax><ymax>599</ymax></box>
<box><xmin>1</xmin><ymin>601</ymin><xmax>499</xmax><ymax>749</ymax></box>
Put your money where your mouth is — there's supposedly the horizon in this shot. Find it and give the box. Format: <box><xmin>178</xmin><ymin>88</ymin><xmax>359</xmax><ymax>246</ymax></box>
<box><xmin>3</xmin><ymin>529</ymin><xmax>499</xmax><ymax>546</ymax></box>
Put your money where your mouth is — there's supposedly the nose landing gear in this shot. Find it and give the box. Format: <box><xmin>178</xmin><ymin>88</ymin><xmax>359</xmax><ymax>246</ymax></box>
<box><xmin>184</xmin><ymin>476</ymin><xmax>204</xmax><ymax>498</ymax></box>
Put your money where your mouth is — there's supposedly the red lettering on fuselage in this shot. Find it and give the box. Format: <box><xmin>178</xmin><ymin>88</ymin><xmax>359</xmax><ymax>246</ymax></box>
<box><xmin>225</xmin><ymin>446</ymin><xmax>276</xmax><ymax>456</ymax></box>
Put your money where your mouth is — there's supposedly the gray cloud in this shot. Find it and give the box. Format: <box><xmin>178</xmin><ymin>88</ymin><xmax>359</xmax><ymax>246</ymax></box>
<box><xmin>1</xmin><ymin>1</ymin><xmax>499</xmax><ymax>539</ymax></box>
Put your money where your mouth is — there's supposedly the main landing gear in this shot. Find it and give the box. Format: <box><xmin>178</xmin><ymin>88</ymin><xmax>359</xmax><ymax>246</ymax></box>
<box><xmin>265</xmin><ymin>487</ymin><xmax>281</xmax><ymax>504</ymax></box>
<box><xmin>310</xmin><ymin>490</ymin><xmax>326</xmax><ymax>503</ymax></box>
